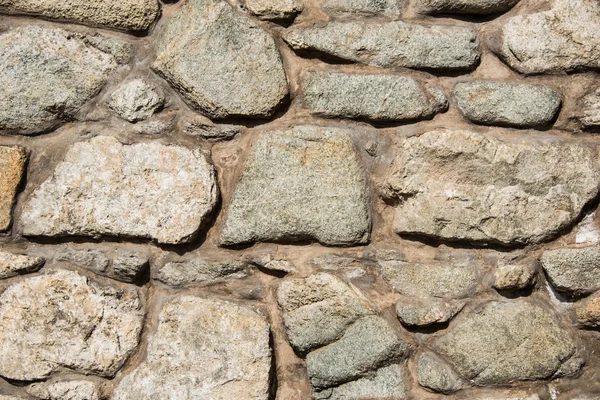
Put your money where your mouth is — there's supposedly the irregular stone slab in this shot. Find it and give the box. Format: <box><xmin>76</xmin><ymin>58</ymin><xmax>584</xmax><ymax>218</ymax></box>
<box><xmin>277</xmin><ymin>273</ymin><xmax>373</xmax><ymax>354</ymax></box>
<box><xmin>382</xmin><ymin>129</ymin><xmax>600</xmax><ymax>245</ymax></box>
<box><xmin>243</xmin><ymin>0</ymin><xmax>301</xmax><ymax>21</ymax></box>
<box><xmin>313</xmin><ymin>364</ymin><xmax>407</xmax><ymax>400</ymax></box>
<box><xmin>395</xmin><ymin>297</ymin><xmax>465</xmax><ymax>327</ymax></box>
<box><xmin>108</xmin><ymin>79</ymin><xmax>164</xmax><ymax>122</ymax></box>
<box><xmin>21</xmin><ymin>136</ymin><xmax>218</xmax><ymax>245</ymax></box>
<box><xmin>0</xmin><ymin>270</ymin><xmax>144</xmax><ymax>381</ymax></box>
<box><xmin>284</xmin><ymin>21</ymin><xmax>480</xmax><ymax>71</ymax></box>
<box><xmin>454</xmin><ymin>81</ymin><xmax>561</xmax><ymax>128</ymax></box>
<box><xmin>432</xmin><ymin>300</ymin><xmax>581</xmax><ymax>385</ymax></box>
<box><xmin>183</xmin><ymin>115</ymin><xmax>242</xmax><ymax>142</ymax></box>
<box><xmin>0</xmin><ymin>251</ymin><xmax>44</xmax><ymax>279</ymax></box>
<box><xmin>494</xmin><ymin>260</ymin><xmax>537</xmax><ymax>291</ymax></box>
<box><xmin>153</xmin><ymin>0</ymin><xmax>288</xmax><ymax>119</ymax></box>
<box><xmin>578</xmin><ymin>87</ymin><xmax>600</xmax><ymax>129</ymax></box>
<box><xmin>0</xmin><ymin>0</ymin><xmax>159</xmax><ymax>32</ymax></box>
<box><xmin>26</xmin><ymin>380</ymin><xmax>100</xmax><ymax>400</ymax></box>
<box><xmin>575</xmin><ymin>293</ymin><xmax>600</xmax><ymax>328</ymax></box>
<box><xmin>380</xmin><ymin>260</ymin><xmax>478</xmax><ymax>299</ymax></box>
<box><xmin>490</xmin><ymin>0</ymin><xmax>600</xmax><ymax>74</ymax></box>
<box><xmin>113</xmin><ymin>296</ymin><xmax>271</xmax><ymax>400</ymax></box>
<box><xmin>155</xmin><ymin>259</ymin><xmax>250</xmax><ymax>287</ymax></box>
<box><xmin>416</xmin><ymin>0</ymin><xmax>519</xmax><ymax>15</ymax></box>
<box><xmin>112</xmin><ymin>252</ymin><xmax>149</xmax><ymax>282</ymax></box>
<box><xmin>417</xmin><ymin>352</ymin><xmax>464</xmax><ymax>394</ymax></box>
<box><xmin>540</xmin><ymin>247</ymin><xmax>600</xmax><ymax>296</ymax></box>
<box><xmin>307</xmin><ymin>316</ymin><xmax>411</xmax><ymax>389</ymax></box>
<box><xmin>0</xmin><ymin>146</ymin><xmax>27</xmax><ymax>231</ymax></box>
<box><xmin>302</xmin><ymin>70</ymin><xmax>447</xmax><ymax>122</ymax></box>
<box><xmin>322</xmin><ymin>0</ymin><xmax>404</xmax><ymax>16</ymax></box>
<box><xmin>132</xmin><ymin>112</ymin><xmax>178</xmax><ymax>136</ymax></box>
<box><xmin>0</xmin><ymin>26</ymin><xmax>120</xmax><ymax>135</ymax></box>
<box><xmin>56</xmin><ymin>250</ymin><xmax>110</xmax><ymax>273</ymax></box>
<box><xmin>221</xmin><ymin>126</ymin><xmax>370</xmax><ymax>246</ymax></box>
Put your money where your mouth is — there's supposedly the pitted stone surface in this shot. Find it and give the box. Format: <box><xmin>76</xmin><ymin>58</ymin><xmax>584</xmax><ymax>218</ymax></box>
<box><xmin>395</xmin><ymin>297</ymin><xmax>465</xmax><ymax>327</ymax></box>
<box><xmin>490</xmin><ymin>0</ymin><xmax>600</xmax><ymax>74</ymax></box>
<box><xmin>113</xmin><ymin>296</ymin><xmax>271</xmax><ymax>400</ymax></box>
<box><xmin>0</xmin><ymin>146</ymin><xmax>27</xmax><ymax>231</ymax></box>
<box><xmin>277</xmin><ymin>273</ymin><xmax>373</xmax><ymax>354</ymax></box>
<box><xmin>578</xmin><ymin>87</ymin><xmax>600</xmax><ymax>129</ymax></box>
<box><xmin>540</xmin><ymin>247</ymin><xmax>600</xmax><ymax>296</ymax></box>
<box><xmin>417</xmin><ymin>352</ymin><xmax>464</xmax><ymax>394</ymax></box>
<box><xmin>432</xmin><ymin>300</ymin><xmax>581</xmax><ymax>385</ymax></box>
<box><xmin>156</xmin><ymin>259</ymin><xmax>250</xmax><ymax>287</ymax></box>
<box><xmin>383</xmin><ymin>129</ymin><xmax>600</xmax><ymax>245</ymax></box>
<box><xmin>243</xmin><ymin>0</ymin><xmax>301</xmax><ymax>21</ymax></box>
<box><xmin>284</xmin><ymin>21</ymin><xmax>480</xmax><ymax>71</ymax></box>
<box><xmin>454</xmin><ymin>81</ymin><xmax>561</xmax><ymax>128</ymax></box>
<box><xmin>221</xmin><ymin>126</ymin><xmax>370</xmax><ymax>246</ymax></box>
<box><xmin>0</xmin><ymin>270</ymin><xmax>144</xmax><ymax>381</ymax></box>
<box><xmin>108</xmin><ymin>79</ymin><xmax>164</xmax><ymax>122</ymax></box>
<box><xmin>494</xmin><ymin>260</ymin><xmax>537</xmax><ymax>291</ymax></box>
<box><xmin>416</xmin><ymin>0</ymin><xmax>519</xmax><ymax>15</ymax></box>
<box><xmin>153</xmin><ymin>0</ymin><xmax>288</xmax><ymax>119</ymax></box>
<box><xmin>26</xmin><ymin>380</ymin><xmax>100</xmax><ymax>400</ymax></box>
<box><xmin>575</xmin><ymin>292</ymin><xmax>600</xmax><ymax>328</ymax></box>
<box><xmin>21</xmin><ymin>136</ymin><xmax>218</xmax><ymax>245</ymax></box>
<box><xmin>0</xmin><ymin>26</ymin><xmax>120</xmax><ymax>135</ymax></box>
<box><xmin>302</xmin><ymin>70</ymin><xmax>447</xmax><ymax>122</ymax></box>
<box><xmin>322</xmin><ymin>0</ymin><xmax>404</xmax><ymax>16</ymax></box>
<box><xmin>0</xmin><ymin>251</ymin><xmax>44</xmax><ymax>279</ymax></box>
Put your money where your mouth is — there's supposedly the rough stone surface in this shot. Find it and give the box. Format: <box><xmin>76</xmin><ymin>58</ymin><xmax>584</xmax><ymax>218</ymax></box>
<box><xmin>0</xmin><ymin>251</ymin><xmax>44</xmax><ymax>279</ymax></box>
<box><xmin>108</xmin><ymin>79</ymin><xmax>164</xmax><ymax>122</ymax></box>
<box><xmin>277</xmin><ymin>273</ymin><xmax>373</xmax><ymax>354</ymax></box>
<box><xmin>183</xmin><ymin>115</ymin><xmax>241</xmax><ymax>142</ymax></box>
<box><xmin>132</xmin><ymin>112</ymin><xmax>177</xmax><ymax>136</ymax></box>
<box><xmin>153</xmin><ymin>0</ymin><xmax>288</xmax><ymax>119</ymax></box>
<box><xmin>432</xmin><ymin>300</ymin><xmax>581</xmax><ymax>385</ymax></box>
<box><xmin>284</xmin><ymin>21</ymin><xmax>480</xmax><ymax>71</ymax></box>
<box><xmin>540</xmin><ymin>247</ymin><xmax>600</xmax><ymax>296</ymax></box>
<box><xmin>21</xmin><ymin>136</ymin><xmax>218</xmax><ymax>245</ymax></box>
<box><xmin>494</xmin><ymin>260</ymin><xmax>537</xmax><ymax>291</ymax></box>
<box><xmin>322</xmin><ymin>0</ymin><xmax>404</xmax><ymax>16</ymax></box>
<box><xmin>575</xmin><ymin>293</ymin><xmax>600</xmax><ymax>328</ymax></box>
<box><xmin>26</xmin><ymin>380</ymin><xmax>100</xmax><ymax>400</ymax></box>
<box><xmin>417</xmin><ymin>352</ymin><xmax>465</xmax><ymax>394</ymax></box>
<box><xmin>243</xmin><ymin>0</ymin><xmax>301</xmax><ymax>21</ymax></box>
<box><xmin>490</xmin><ymin>0</ymin><xmax>600</xmax><ymax>74</ymax></box>
<box><xmin>380</xmin><ymin>260</ymin><xmax>478</xmax><ymax>299</ymax></box>
<box><xmin>56</xmin><ymin>250</ymin><xmax>110</xmax><ymax>273</ymax></box>
<box><xmin>395</xmin><ymin>297</ymin><xmax>465</xmax><ymax>327</ymax></box>
<box><xmin>578</xmin><ymin>87</ymin><xmax>600</xmax><ymax>129</ymax></box>
<box><xmin>302</xmin><ymin>70</ymin><xmax>447</xmax><ymax>122</ymax></box>
<box><xmin>382</xmin><ymin>129</ymin><xmax>600</xmax><ymax>245</ymax></box>
<box><xmin>0</xmin><ymin>0</ymin><xmax>159</xmax><ymax>32</ymax></box>
<box><xmin>112</xmin><ymin>253</ymin><xmax>148</xmax><ymax>282</ymax></box>
<box><xmin>0</xmin><ymin>26</ymin><xmax>120</xmax><ymax>135</ymax></box>
<box><xmin>416</xmin><ymin>0</ymin><xmax>519</xmax><ymax>15</ymax></box>
<box><xmin>221</xmin><ymin>126</ymin><xmax>370</xmax><ymax>246</ymax></box>
<box><xmin>156</xmin><ymin>259</ymin><xmax>250</xmax><ymax>287</ymax></box>
<box><xmin>0</xmin><ymin>270</ymin><xmax>144</xmax><ymax>381</ymax></box>
<box><xmin>454</xmin><ymin>81</ymin><xmax>561</xmax><ymax>128</ymax></box>
<box><xmin>113</xmin><ymin>296</ymin><xmax>271</xmax><ymax>400</ymax></box>
<box><xmin>313</xmin><ymin>364</ymin><xmax>407</xmax><ymax>400</ymax></box>
<box><xmin>0</xmin><ymin>147</ymin><xmax>27</xmax><ymax>231</ymax></box>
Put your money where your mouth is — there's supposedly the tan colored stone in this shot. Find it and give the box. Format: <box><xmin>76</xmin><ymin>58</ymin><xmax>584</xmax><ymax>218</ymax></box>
<box><xmin>576</xmin><ymin>293</ymin><xmax>600</xmax><ymax>328</ymax></box>
<box><xmin>0</xmin><ymin>146</ymin><xmax>27</xmax><ymax>231</ymax></box>
<box><xmin>0</xmin><ymin>251</ymin><xmax>44</xmax><ymax>279</ymax></box>
<box><xmin>26</xmin><ymin>380</ymin><xmax>100</xmax><ymax>400</ymax></box>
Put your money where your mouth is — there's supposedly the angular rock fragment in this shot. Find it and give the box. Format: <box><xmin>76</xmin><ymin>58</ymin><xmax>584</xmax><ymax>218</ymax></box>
<box><xmin>322</xmin><ymin>0</ymin><xmax>404</xmax><ymax>16</ymax></box>
<box><xmin>221</xmin><ymin>126</ymin><xmax>370</xmax><ymax>246</ymax></box>
<box><xmin>277</xmin><ymin>273</ymin><xmax>373</xmax><ymax>354</ymax></box>
<box><xmin>132</xmin><ymin>112</ymin><xmax>177</xmax><ymax>136</ymax></box>
<box><xmin>454</xmin><ymin>81</ymin><xmax>561</xmax><ymax>128</ymax></box>
<box><xmin>541</xmin><ymin>247</ymin><xmax>600</xmax><ymax>296</ymax></box>
<box><xmin>0</xmin><ymin>0</ymin><xmax>159</xmax><ymax>32</ymax></box>
<box><xmin>490</xmin><ymin>0</ymin><xmax>600</xmax><ymax>74</ymax></box>
<box><xmin>153</xmin><ymin>0</ymin><xmax>288</xmax><ymax>119</ymax></box>
<box><xmin>26</xmin><ymin>380</ymin><xmax>100</xmax><ymax>400</ymax></box>
<box><xmin>156</xmin><ymin>259</ymin><xmax>250</xmax><ymax>286</ymax></box>
<box><xmin>578</xmin><ymin>87</ymin><xmax>600</xmax><ymax>129</ymax></box>
<box><xmin>108</xmin><ymin>79</ymin><xmax>164</xmax><ymax>122</ymax></box>
<box><xmin>0</xmin><ymin>270</ymin><xmax>144</xmax><ymax>381</ymax></box>
<box><xmin>432</xmin><ymin>300</ymin><xmax>581</xmax><ymax>385</ymax></box>
<box><xmin>0</xmin><ymin>251</ymin><xmax>44</xmax><ymax>279</ymax></box>
<box><xmin>56</xmin><ymin>250</ymin><xmax>110</xmax><ymax>273</ymax></box>
<box><xmin>417</xmin><ymin>352</ymin><xmax>464</xmax><ymax>394</ymax></box>
<box><xmin>302</xmin><ymin>70</ymin><xmax>447</xmax><ymax>122</ymax></box>
<box><xmin>575</xmin><ymin>293</ymin><xmax>600</xmax><ymax>328</ymax></box>
<box><xmin>0</xmin><ymin>147</ymin><xmax>27</xmax><ymax>231</ymax></box>
<box><xmin>113</xmin><ymin>296</ymin><xmax>271</xmax><ymax>400</ymax></box>
<box><xmin>21</xmin><ymin>136</ymin><xmax>218</xmax><ymax>245</ymax></box>
<box><xmin>284</xmin><ymin>21</ymin><xmax>480</xmax><ymax>71</ymax></box>
<box><xmin>243</xmin><ymin>0</ymin><xmax>301</xmax><ymax>21</ymax></box>
<box><xmin>183</xmin><ymin>115</ymin><xmax>241</xmax><ymax>141</ymax></box>
<box><xmin>494</xmin><ymin>260</ymin><xmax>537</xmax><ymax>291</ymax></box>
<box><xmin>383</xmin><ymin>129</ymin><xmax>600</xmax><ymax>245</ymax></box>
<box><xmin>416</xmin><ymin>0</ymin><xmax>519</xmax><ymax>15</ymax></box>
<box><xmin>395</xmin><ymin>297</ymin><xmax>465</xmax><ymax>327</ymax></box>
<box><xmin>0</xmin><ymin>26</ymin><xmax>121</xmax><ymax>135</ymax></box>
<box><xmin>112</xmin><ymin>253</ymin><xmax>148</xmax><ymax>282</ymax></box>
<box><xmin>307</xmin><ymin>316</ymin><xmax>411</xmax><ymax>389</ymax></box>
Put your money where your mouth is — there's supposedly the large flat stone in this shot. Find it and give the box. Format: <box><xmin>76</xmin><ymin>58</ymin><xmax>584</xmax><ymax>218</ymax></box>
<box><xmin>0</xmin><ymin>146</ymin><xmax>27</xmax><ymax>231</ymax></box>
<box><xmin>221</xmin><ymin>126</ymin><xmax>370</xmax><ymax>246</ymax></box>
<box><xmin>21</xmin><ymin>136</ymin><xmax>218</xmax><ymax>245</ymax></box>
<box><xmin>490</xmin><ymin>0</ymin><xmax>600</xmax><ymax>74</ymax></box>
<box><xmin>416</xmin><ymin>0</ymin><xmax>519</xmax><ymax>15</ymax></box>
<box><xmin>113</xmin><ymin>296</ymin><xmax>271</xmax><ymax>400</ymax></box>
<box><xmin>540</xmin><ymin>247</ymin><xmax>600</xmax><ymax>296</ymax></box>
<box><xmin>153</xmin><ymin>0</ymin><xmax>288</xmax><ymax>119</ymax></box>
<box><xmin>382</xmin><ymin>129</ymin><xmax>600</xmax><ymax>245</ymax></box>
<box><xmin>284</xmin><ymin>21</ymin><xmax>480</xmax><ymax>71</ymax></box>
<box><xmin>0</xmin><ymin>26</ymin><xmax>121</xmax><ymax>135</ymax></box>
<box><xmin>0</xmin><ymin>270</ymin><xmax>144</xmax><ymax>381</ymax></box>
<box><xmin>0</xmin><ymin>0</ymin><xmax>159</xmax><ymax>32</ymax></box>
<box><xmin>302</xmin><ymin>70</ymin><xmax>447</xmax><ymax>122</ymax></box>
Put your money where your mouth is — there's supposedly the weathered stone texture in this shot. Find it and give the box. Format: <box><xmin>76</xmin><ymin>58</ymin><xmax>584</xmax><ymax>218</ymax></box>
<box><xmin>21</xmin><ymin>136</ymin><xmax>218</xmax><ymax>245</ymax></box>
<box><xmin>0</xmin><ymin>26</ymin><xmax>120</xmax><ymax>135</ymax></box>
<box><xmin>0</xmin><ymin>251</ymin><xmax>44</xmax><ymax>279</ymax></box>
<box><xmin>454</xmin><ymin>81</ymin><xmax>561</xmax><ymax>128</ymax></box>
<box><xmin>284</xmin><ymin>21</ymin><xmax>480</xmax><ymax>71</ymax></box>
<box><xmin>243</xmin><ymin>0</ymin><xmax>301</xmax><ymax>21</ymax></box>
<box><xmin>0</xmin><ymin>270</ymin><xmax>144</xmax><ymax>381</ymax></box>
<box><xmin>575</xmin><ymin>293</ymin><xmax>600</xmax><ymax>328</ymax></box>
<box><xmin>417</xmin><ymin>352</ymin><xmax>464</xmax><ymax>394</ymax></box>
<box><xmin>112</xmin><ymin>253</ymin><xmax>148</xmax><ymax>282</ymax></box>
<box><xmin>156</xmin><ymin>259</ymin><xmax>250</xmax><ymax>286</ymax></box>
<box><xmin>56</xmin><ymin>249</ymin><xmax>110</xmax><ymax>273</ymax></box>
<box><xmin>395</xmin><ymin>298</ymin><xmax>465</xmax><ymax>327</ymax></box>
<box><xmin>302</xmin><ymin>71</ymin><xmax>447</xmax><ymax>121</ymax></box>
<box><xmin>540</xmin><ymin>247</ymin><xmax>600</xmax><ymax>296</ymax></box>
<box><xmin>221</xmin><ymin>126</ymin><xmax>370</xmax><ymax>246</ymax></box>
<box><xmin>26</xmin><ymin>380</ymin><xmax>100</xmax><ymax>400</ymax></box>
<box><xmin>383</xmin><ymin>129</ymin><xmax>600</xmax><ymax>245</ymax></box>
<box><xmin>108</xmin><ymin>79</ymin><xmax>165</xmax><ymax>122</ymax></box>
<box><xmin>183</xmin><ymin>115</ymin><xmax>241</xmax><ymax>141</ymax></box>
<box><xmin>494</xmin><ymin>260</ymin><xmax>537</xmax><ymax>291</ymax></box>
<box><xmin>0</xmin><ymin>147</ymin><xmax>27</xmax><ymax>231</ymax></box>
<box><xmin>322</xmin><ymin>0</ymin><xmax>404</xmax><ymax>16</ymax></box>
<box><xmin>417</xmin><ymin>0</ymin><xmax>519</xmax><ymax>15</ymax></box>
<box><xmin>113</xmin><ymin>296</ymin><xmax>271</xmax><ymax>400</ymax></box>
<box><xmin>578</xmin><ymin>87</ymin><xmax>600</xmax><ymax>129</ymax></box>
<box><xmin>153</xmin><ymin>0</ymin><xmax>288</xmax><ymax>119</ymax></box>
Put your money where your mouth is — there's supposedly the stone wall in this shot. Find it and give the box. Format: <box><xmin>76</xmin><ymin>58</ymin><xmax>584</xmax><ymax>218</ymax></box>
<box><xmin>1</xmin><ymin>0</ymin><xmax>600</xmax><ymax>399</ymax></box>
